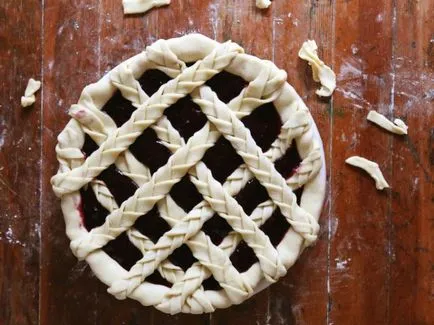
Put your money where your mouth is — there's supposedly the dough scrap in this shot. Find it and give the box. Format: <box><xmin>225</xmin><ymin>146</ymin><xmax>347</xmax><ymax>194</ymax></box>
<box><xmin>21</xmin><ymin>96</ymin><xmax>36</xmax><ymax>107</ymax></box>
<box><xmin>345</xmin><ymin>156</ymin><xmax>390</xmax><ymax>190</ymax></box>
<box><xmin>256</xmin><ymin>0</ymin><xmax>271</xmax><ymax>9</ymax></box>
<box><xmin>298</xmin><ymin>40</ymin><xmax>336</xmax><ymax>97</ymax></box>
<box><xmin>367</xmin><ymin>110</ymin><xmax>408</xmax><ymax>135</ymax></box>
<box><xmin>124</xmin><ymin>0</ymin><xmax>271</xmax><ymax>14</ymax></box>
<box><xmin>21</xmin><ymin>78</ymin><xmax>41</xmax><ymax>108</ymax></box>
<box><xmin>123</xmin><ymin>0</ymin><xmax>170</xmax><ymax>14</ymax></box>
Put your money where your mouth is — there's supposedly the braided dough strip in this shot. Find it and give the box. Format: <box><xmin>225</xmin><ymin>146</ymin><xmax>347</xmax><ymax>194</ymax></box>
<box><xmin>68</xmin><ymin>59</ymin><xmax>190</xmax><ymax>285</ymax></box>
<box><xmin>90</xmin><ymin>179</ymin><xmax>185</xmax><ymax>283</ymax></box>
<box><xmin>69</xmin><ymin>93</ymin><xmax>152</xmax><ymax>186</ymax></box>
<box><xmin>156</xmin><ymin>203</ymin><xmax>275</xmax><ymax>313</ymax></box>
<box><xmin>66</xmin><ymin>53</ymin><xmax>255</xmax><ymax>296</ymax></box>
<box><xmin>127</xmin><ymin>229</ymin><xmax>185</xmax><ymax>283</ymax></box>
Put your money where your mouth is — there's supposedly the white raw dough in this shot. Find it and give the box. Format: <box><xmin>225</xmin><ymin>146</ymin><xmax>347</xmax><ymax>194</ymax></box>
<box><xmin>124</xmin><ymin>0</ymin><xmax>272</xmax><ymax>14</ymax></box>
<box><xmin>345</xmin><ymin>156</ymin><xmax>390</xmax><ymax>190</ymax></box>
<box><xmin>21</xmin><ymin>78</ymin><xmax>41</xmax><ymax>108</ymax></box>
<box><xmin>367</xmin><ymin>110</ymin><xmax>408</xmax><ymax>135</ymax></box>
<box><xmin>21</xmin><ymin>95</ymin><xmax>36</xmax><ymax>107</ymax></box>
<box><xmin>298</xmin><ymin>40</ymin><xmax>336</xmax><ymax>97</ymax></box>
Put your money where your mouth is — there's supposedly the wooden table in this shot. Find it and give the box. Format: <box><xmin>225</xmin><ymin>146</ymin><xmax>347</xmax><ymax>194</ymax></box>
<box><xmin>1</xmin><ymin>0</ymin><xmax>433</xmax><ymax>324</ymax></box>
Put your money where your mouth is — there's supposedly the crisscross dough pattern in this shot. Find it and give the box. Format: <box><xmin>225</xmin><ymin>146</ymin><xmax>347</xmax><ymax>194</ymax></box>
<box><xmin>52</xmin><ymin>34</ymin><xmax>326</xmax><ymax>314</ymax></box>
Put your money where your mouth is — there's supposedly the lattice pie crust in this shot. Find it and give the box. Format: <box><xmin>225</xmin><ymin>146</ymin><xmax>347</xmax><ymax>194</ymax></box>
<box><xmin>51</xmin><ymin>34</ymin><xmax>326</xmax><ymax>314</ymax></box>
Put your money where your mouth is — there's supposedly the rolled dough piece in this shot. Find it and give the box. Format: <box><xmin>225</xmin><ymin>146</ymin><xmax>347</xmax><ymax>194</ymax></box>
<box><xmin>256</xmin><ymin>0</ymin><xmax>271</xmax><ymax>9</ymax></box>
<box><xmin>367</xmin><ymin>110</ymin><xmax>408</xmax><ymax>135</ymax></box>
<box><xmin>21</xmin><ymin>96</ymin><xmax>36</xmax><ymax>107</ymax></box>
<box><xmin>21</xmin><ymin>78</ymin><xmax>41</xmax><ymax>108</ymax></box>
<box><xmin>123</xmin><ymin>0</ymin><xmax>170</xmax><ymax>14</ymax></box>
<box><xmin>124</xmin><ymin>0</ymin><xmax>272</xmax><ymax>14</ymax></box>
<box><xmin>345</xmin><ymin>156</ymin><xmax>390</xmax><ymax>190</ymax></box>
<box><xmin>298</xmin><ymin>40</ymin><xmax>336</xmax><ymax>97</ymax></box>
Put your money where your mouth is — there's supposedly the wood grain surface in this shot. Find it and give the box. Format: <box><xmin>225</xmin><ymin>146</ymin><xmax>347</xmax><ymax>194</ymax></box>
<box><xmin>0</xmin><ymin>0</ymin><xmax>433</xmax><ymax>324</ymax></box>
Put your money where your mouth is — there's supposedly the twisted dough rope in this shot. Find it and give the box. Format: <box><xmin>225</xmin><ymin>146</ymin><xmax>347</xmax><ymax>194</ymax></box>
<box><xmin>69</xmin><ymin>90</ymin><xmax>152</xmax><ymax>187</ymax></box>
<box><xmin>52</xmin><ymin>35</ymin><xmax>325</xmax><ymax>313</ymax></box>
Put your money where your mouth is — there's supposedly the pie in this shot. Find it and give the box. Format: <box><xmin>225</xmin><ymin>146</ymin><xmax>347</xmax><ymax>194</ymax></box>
<box><xmin>51</xmin><ymin>34</ymin><xmax>326</xmax><ymax>314</ymax></box>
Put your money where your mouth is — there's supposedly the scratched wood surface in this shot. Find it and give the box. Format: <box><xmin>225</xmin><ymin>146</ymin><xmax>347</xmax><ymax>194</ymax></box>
<box><xmin>0</xmin><ymin>0</ymin><xmax>433</xmax><ymax>324</ymax></box>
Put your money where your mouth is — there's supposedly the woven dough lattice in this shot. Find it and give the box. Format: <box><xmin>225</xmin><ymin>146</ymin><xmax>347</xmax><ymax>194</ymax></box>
<box><xmin>51</xmin><ymin>34</ymin><xmax>326</xmax><ymax>314</ymax></box>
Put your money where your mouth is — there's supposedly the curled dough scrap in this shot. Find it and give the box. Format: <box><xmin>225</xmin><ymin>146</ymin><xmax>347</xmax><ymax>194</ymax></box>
<box><xmin>367</xmin><ymin>110</ymin><xmax>408</xmax><ymax>135</ymax></box>
<box><xmin>51</xmin><ymin>34</ymin><xmax>327</xmax><ymax>314</ymax></box>
<box><xmin>298</xmin><ymin>40</ymin><xmax>336</xmax><ymax>97</ymax></box>
<box><xmin>345</xmin><ymin>156</ymin><xmax>390</xmax><ymax>190</ymax></box>
<box><xmin>123</xmin><ymin>0</ymin><xmax>170</xmax><ymax>14</ymax></box>
<box><xmin>21</xmin><ymin>78</ymin><xmax>41</xmax><ymax>108</ymax></box>
<box><xmin>256</xmin><ymin>0</ymin><xmax>271</xmax><ymax>9</ymax></box>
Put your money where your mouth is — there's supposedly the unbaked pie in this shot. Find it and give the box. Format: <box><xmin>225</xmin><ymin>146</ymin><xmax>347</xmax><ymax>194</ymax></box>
<box><xmin>51</xmin><ymin>34</ymin><xmax>326</xmax><ymax>314</ymax></box>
